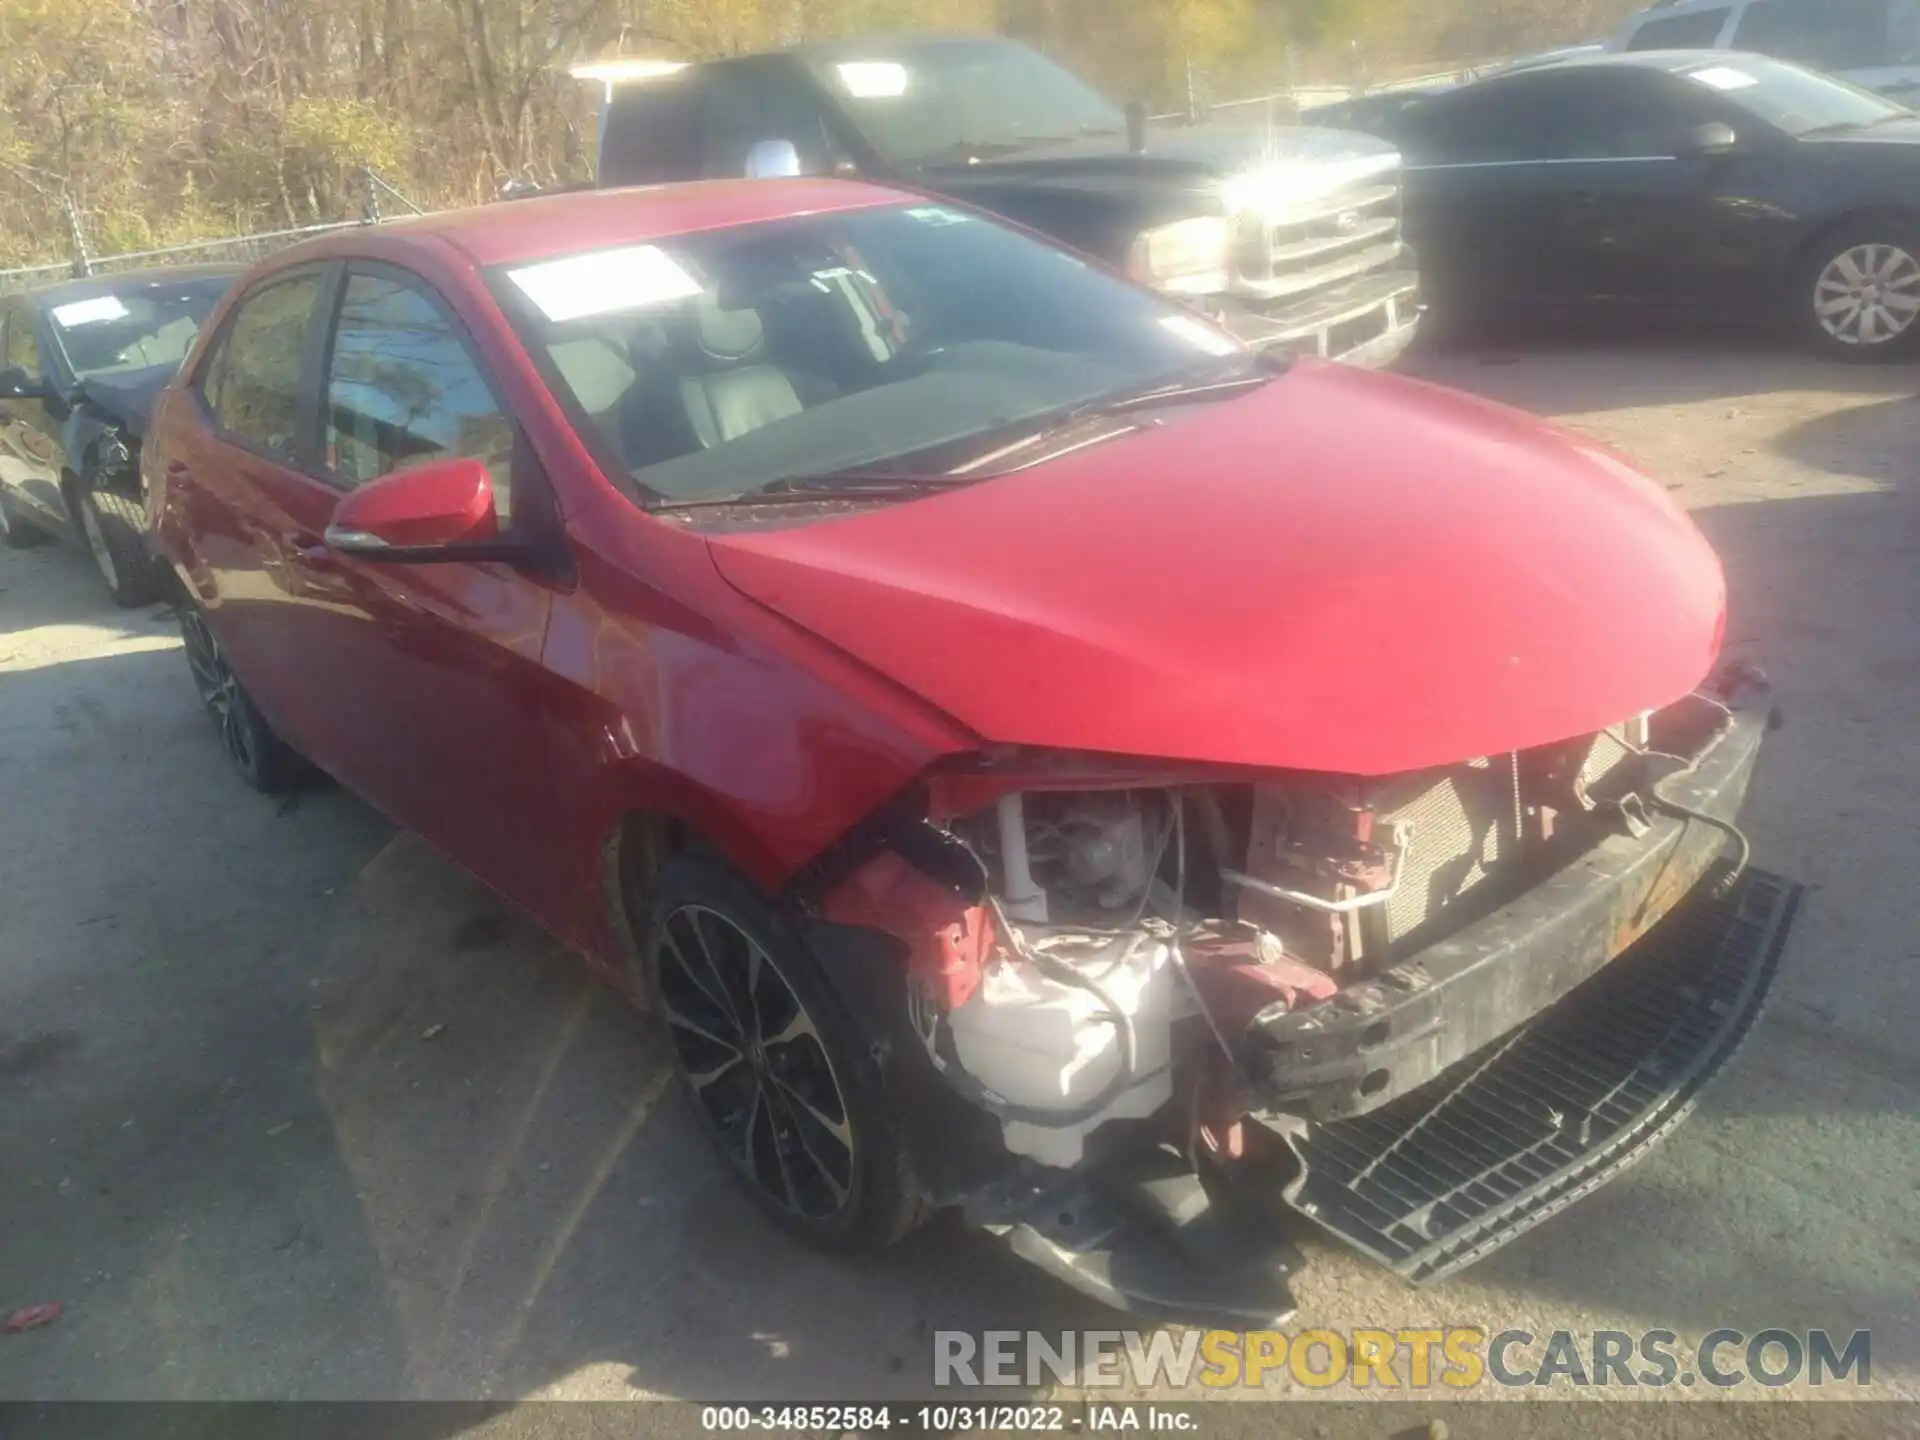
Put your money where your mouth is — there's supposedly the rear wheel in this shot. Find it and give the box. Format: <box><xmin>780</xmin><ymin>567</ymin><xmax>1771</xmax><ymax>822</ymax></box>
<box><xmin>1796</xmin><ymin>225</ymin><xmax>1920</xmax><ymax>360</ymax></box>
<box><xmin>75</xmin><ymin>484</ymin><xmax>159</xmax><ymax>606</ymax></box>
<box><xmin>178</xmin><ymin>606</ymin><xmax>305</xmax><ymax>793</ymax></box>
<box><xmin>638</xmin><ymin>853</ymin><xmax>923</xmax><ymax>1253</ymax></box>
<box><xmin>0</xmin><ymin>486</ymin><xmax>44</xmax><ymax>549</ymax></box>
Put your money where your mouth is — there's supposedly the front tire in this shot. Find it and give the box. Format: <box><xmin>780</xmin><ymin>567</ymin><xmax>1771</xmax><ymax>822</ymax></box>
<box><xmin>1796</xmin><ymin>225</ymin><xmax>1920</xmax><ymax>361</ymax></box>
<box><xmin>638</xmin><ymin>853</ymin><xmax>923</xmax><ymax>1253</ymax></box>
<box><xmin>75</xmin><ymin>483</ymin><xmax>159</xmax><ymax>606</ymax></box>
<box><xmin>178</xmin><ymin>605</ymin><xmax>305</xmax><ymax>793</ymax></box>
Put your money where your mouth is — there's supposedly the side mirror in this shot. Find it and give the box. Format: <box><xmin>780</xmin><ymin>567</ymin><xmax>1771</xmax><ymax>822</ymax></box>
<box><xmin>324</xmin><ymin>456</ymin><xmax>506</xmax><ymax>562</ymax></box>
<box><xmin>745</xmin><ymin>139</ymin><xmax>803</xmax><ymax>179</ymax></box>
<box><xmin>1684</xmin><ymin>121</ymin><xmax>1740</xmax><ymax>156</ymax></box>
<box><xmin>0</xmin><ymin>365</ymin><xmax>47</xmax><ymax>401</ymax></box>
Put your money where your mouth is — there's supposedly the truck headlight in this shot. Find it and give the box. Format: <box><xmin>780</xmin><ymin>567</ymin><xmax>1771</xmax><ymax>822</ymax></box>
<box><xmin>1126</xmin><ymin>216</ymin><xmax>1232</xmax><ymax>296</ymax></box>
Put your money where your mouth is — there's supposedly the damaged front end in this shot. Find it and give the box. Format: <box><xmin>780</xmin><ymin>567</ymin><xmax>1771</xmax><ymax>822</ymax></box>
<box><xmin>794</xmin><ymin>662</ymin><xmax>1799</xmax><ymax>1318</ymax></box>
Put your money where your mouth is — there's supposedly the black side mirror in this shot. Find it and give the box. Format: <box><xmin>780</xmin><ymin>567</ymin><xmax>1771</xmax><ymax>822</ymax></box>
<box><xmin>0</xmin><ymin>365</ymin><xmax>46</xmax><ymax>401</ymax></box>
<box><xmin>1684</xmin><ymin>121</ymin><xmax>1740</xmax><ymax>157</ymax></box>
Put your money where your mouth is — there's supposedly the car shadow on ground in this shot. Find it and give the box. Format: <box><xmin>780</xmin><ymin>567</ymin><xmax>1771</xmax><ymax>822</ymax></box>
<box><xmin>6</xmin><ymin>636</ymin><xmax>1914</xmax><ymax>1406</ymax></box>
<box><xmin>286</xmin><ymin>826</ymin><xmax>1105</xmax><ymax>1402</ymax></box>
<box><xmin>0</xmin><ymin>538</ymin><xmax>172</xmax><ymax>643</ymax></box>
<box><xmin>1361</xmin><ymin>364</ymin><xmax>1920</xmax><ymax>1389</ymax></box>
<box><xmin>0</xmin><ymin>639</ymin><xmax>1097</xmax><ymax>1404</ymax></box>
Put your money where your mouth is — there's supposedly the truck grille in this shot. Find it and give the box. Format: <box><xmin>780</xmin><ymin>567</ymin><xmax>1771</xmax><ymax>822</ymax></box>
<box><xmin>1275</xmin><ymin>864</ymin><xmax>1801</xmax><ymax>1283</ymax></box>
<box><xmin>1238</xmin><ymin>175</ymin><xmax>1404</xmax><ymax>296</ymax></box>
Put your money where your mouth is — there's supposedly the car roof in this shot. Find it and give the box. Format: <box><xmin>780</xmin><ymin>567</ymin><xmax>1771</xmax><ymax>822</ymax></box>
<box><xmin>15</xmin><ymin>262</ymin><xmax>243</xmax><ymax>309</ymax></box>
<box><xmin>784</xmin><ymin>33</ymin><xmax>1026</xmax><ymax>62</ymax></box>
<box><xmin>1540</xmin><ymin>49</ymin><xmax>1740</xmax><ymax>72</ymax></box>
<box><xmin>1627</xmin><ymin>0</ymin><xmax>1739</xmax><ymax>17</ymax></box>
<box><xmin>291</xmin><ymin>178</ymin><xmax>916</xmax><ymax>270</ymax></box>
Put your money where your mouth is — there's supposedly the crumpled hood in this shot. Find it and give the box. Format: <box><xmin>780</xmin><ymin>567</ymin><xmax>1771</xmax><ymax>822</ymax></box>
<box><xmin>706</xmin><ymin>361</ymin><xmax>1726</xmax><ymax>777</ymax></box>
<box><xmin>73</xmin><ymin>365</ymin><xmax>175</xmax><ymax>436</ymax></box>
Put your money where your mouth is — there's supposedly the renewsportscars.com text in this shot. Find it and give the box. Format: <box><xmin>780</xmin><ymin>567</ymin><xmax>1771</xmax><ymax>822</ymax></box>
<box><xmin>934</xmin><ymin>1328</ymin><xmax>1873</xmax><ymax>1391</ymax></box>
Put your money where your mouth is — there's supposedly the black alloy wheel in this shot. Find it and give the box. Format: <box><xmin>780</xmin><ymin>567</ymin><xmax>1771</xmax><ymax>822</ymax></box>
<box><xmin>660</xmin><ymin>902</ymin><xmax>856</xmax><ymax>1218</ymax></box>
<box><xmin>179</xmin><ymin>606</ymin><xmax>303</xmax><ymax>793</ymax></box>
<box><xmin>640</xmin><ymin>854</ymin><xmax>922</xmax><ymax>1251</ymax></box>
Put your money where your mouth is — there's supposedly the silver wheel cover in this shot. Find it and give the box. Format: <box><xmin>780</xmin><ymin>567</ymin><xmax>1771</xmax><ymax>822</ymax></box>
<box><xmin>1815</xmin><ymin>243</ymin><xmax>1920</xmax><ymax>347</ymax></box>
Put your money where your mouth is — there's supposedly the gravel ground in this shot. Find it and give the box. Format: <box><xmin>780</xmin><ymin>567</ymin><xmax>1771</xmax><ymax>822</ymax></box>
<box><xmin>1</xmin><ymin>337</ymin><xmax>1915</xmax><ymax>1420</ymax></box>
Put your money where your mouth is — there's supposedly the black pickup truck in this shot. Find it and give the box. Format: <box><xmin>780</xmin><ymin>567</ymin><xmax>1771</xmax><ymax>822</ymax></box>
<box><xmin>586</xmin><ymin>36</ymin><xmax>1422</xmax><ymax>368</ymax></box>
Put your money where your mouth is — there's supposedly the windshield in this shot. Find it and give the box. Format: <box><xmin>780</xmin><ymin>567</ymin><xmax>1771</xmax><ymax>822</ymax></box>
<box><xmin>1678</xmin><ymin>54</ymin><xmax>1911</xmax><ymax>135</ymax></box>
<box><xmin>490</xmin><ymin>202</ymin><xmax>1250</xmax><ymax>506</ymax></box>
<box><xmin>48</xmin><ymin>276</ymin><xmax>232</xmax><ymax>380</ymax></box>
<box><xmin>812</xmin><ymin>39</ymin><xmax>1126</xmax><ymax>166</ymax></box>
<box><xmin>1734</xmin><ymin>0</ymin><xmax>1920</xmax><ymax>72</ymax></box>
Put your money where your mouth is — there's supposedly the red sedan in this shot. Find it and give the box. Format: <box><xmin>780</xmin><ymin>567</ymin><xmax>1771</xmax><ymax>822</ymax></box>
<box><xmin>147</xmin><ymin>179</ymin><xmax>1796</xmax><ymax>1316</ymax></box>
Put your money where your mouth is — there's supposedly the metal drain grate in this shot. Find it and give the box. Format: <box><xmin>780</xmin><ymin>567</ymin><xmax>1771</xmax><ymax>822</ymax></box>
<box><xmin>1276</xmin><ymin>864</ymin><xmax>1802</xmax><ymax>1284</ymax></box>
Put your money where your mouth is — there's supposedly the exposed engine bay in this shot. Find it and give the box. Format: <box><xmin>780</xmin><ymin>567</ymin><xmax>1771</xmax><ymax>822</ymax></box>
<box><xmin>813</xmin><ymin>665</ymin><xmax>1795</xmax><ymax>1308</ymax></box>
<box><xmin>887</xmin><ymin>694</ymin><xmax>1720</xmax><ymax>1160</ymax></box>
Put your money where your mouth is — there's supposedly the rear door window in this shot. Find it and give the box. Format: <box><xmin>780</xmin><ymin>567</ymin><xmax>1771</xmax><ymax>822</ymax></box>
<box><xmin>200</xmin><ymin>272</ymin><xmax>324</xmax><ymax>461</ymax></box>
<box><xmin>321</xmin><ymin>269</ymin><xmax>515</xmax><ymax>515</ymax></box>
<box><xmin>1626</xmin><ymin>6</ymin><xmax>1735</xmax><ymax>47</ymax></box>
<box><xmin>1417</xmin><ymin>71</ymin><xmax>1694</xmax><ymax>163</ymax></box>
<box><xmin>1537</xmin><ymin>72</ymin><xmax>1698</xmax><ymax>158</ymax></box>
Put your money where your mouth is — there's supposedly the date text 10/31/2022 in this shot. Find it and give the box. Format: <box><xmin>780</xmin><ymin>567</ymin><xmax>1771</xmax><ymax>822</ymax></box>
<box><xmin>699</xmin><ymin>1406</ymin><xmax>1195</xmax><ymax>1432</ymax></box>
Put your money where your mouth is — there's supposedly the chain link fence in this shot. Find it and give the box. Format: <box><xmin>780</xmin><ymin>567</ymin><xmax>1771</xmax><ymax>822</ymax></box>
<box><xmin>1149</xmin><ymin>54</ymin><xmax>1507</xmax><ymax>125</ymax></box>
<box><xmin>0</xmin><ymin>171</ymin><xmax>427</xmax><ymax>297</ymax></box>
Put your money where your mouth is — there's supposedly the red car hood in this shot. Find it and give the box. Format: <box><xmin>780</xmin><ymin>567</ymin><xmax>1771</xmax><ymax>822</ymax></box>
<box><xmin>705</xmin><ymin>361</ymin><xmax>1726</xmax><ymax>777</ymax></box>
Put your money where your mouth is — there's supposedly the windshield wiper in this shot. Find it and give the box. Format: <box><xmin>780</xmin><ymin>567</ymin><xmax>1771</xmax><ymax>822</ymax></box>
<box><xmin>651</xmin><ymin>357</ymin><xmax>1285</xmax><ymax>508</ymax></box>
<box><xmin>1799</xmin><ymin>112</ymin><xmax>1910</xmax><ymax>137</ymax></box>
<box><xmin>1056</xmin><ymin>352</ymin><xmax>1288</xmax><ymax>422</ymax></box>
<box><xmin>938</xmin><ymin>356</ymin><xmax>1287</xmax><ymax>480</ymax></box>
<box><xmin>650</xmin><ymin>471</ymin><xmax>975</xmax><ymax>512</ymax></box>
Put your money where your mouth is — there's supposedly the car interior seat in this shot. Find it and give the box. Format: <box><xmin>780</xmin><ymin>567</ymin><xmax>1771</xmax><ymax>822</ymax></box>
<box><xmin>675</xmin><ymin>292</ymin><xmax>802</xmax><ymax>449</ymax></box>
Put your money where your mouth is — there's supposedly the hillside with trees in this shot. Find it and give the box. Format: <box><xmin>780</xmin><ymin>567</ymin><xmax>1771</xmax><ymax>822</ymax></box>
<box><xmin>0</xmin><ymin>0</ymin><xmax>1643</xmax><ymax>267</ymax></box>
